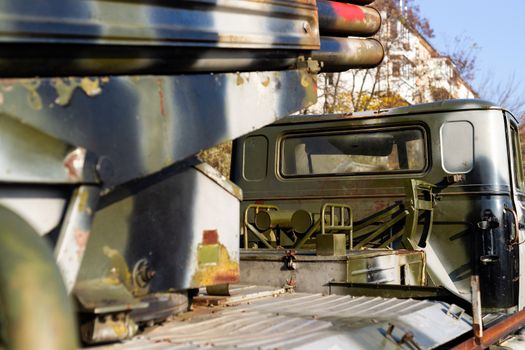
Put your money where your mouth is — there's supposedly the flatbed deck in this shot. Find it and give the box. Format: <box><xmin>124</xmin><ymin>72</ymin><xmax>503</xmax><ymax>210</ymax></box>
<box><xmin>89</xmin><ymin>285</ymin><xmax>472</xmax><ymax>350</ymax></box>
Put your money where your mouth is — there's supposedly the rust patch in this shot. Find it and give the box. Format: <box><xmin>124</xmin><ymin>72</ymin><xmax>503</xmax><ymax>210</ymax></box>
<box><xmin>157</xmin><ymin>78</ymin><xmax>166</xmax><ymax>117</ymax></box>
<box><xmin>373</xmin><ymin>199</ymin><xmax>389</xmax><ymax>212</ymax></box>
<box><xmin>203</xmin><ymin>230</ymin><xmax>219</xmax><ymax>245</ymax></box>
<box><xmin>74</xmin><ymin>229</ymin><xmax>90</xmax><ymax>258</ymax></box>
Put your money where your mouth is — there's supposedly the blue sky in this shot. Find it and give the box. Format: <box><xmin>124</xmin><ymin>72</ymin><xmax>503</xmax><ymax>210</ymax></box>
<box><xmin>414</xmin><ymin>0</ymin><xmax>525</xmax><ymax>113</ymax></box>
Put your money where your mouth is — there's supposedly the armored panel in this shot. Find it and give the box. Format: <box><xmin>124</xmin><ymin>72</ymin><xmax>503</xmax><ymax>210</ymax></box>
<box><xmin>240</xmin><ymin>249</ymin><xmax>425</xmax><ymax>294</ymax></box>
<box><xmin>0</xmin><ymin>70</ymin><xmax>316</xmax><ymax>188</ymax></box>
<box><xmin>77</xmin><ymin>161</ymin><xmax>241</xmax><ymax>298</ymax></box>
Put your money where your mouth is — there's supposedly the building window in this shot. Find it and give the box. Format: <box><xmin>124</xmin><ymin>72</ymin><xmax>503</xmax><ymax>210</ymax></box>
<box><xmin>392</xmin><ymin>61</ymin><xmax>401</xmax><ymax>77</ymax></box>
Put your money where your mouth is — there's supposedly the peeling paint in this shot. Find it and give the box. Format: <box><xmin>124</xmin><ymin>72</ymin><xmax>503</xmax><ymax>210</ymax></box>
<box><xmin>103</xmin><ymin>246</ymin><xmax>133</xmax><ymax>291</ymax></box>
<box><xmin>236</xmin><ymin>73</ymin><xmax>244</xmax><ymax>86</ymax></box>
<box><xmin>77</xmin><ymin>189</ymin><xmax>90</xmax><ymax>213</ymax></box>
<box><xmin>63</xmin><ymin>148</ymin><xmax>86</xmax><ymax>181</ymax></box>
<box><xmin>191</xmin><ymin>232</ymin><xmax>240</xmax><ymax>288</ymax></box>
<box><xmin>80</xmin><ymin>77</ymin><xmax>102</xmax><ymax>97</ymax></box>
<box><xmin>261</xmin><ymin>77</ymin><xmax>271</xmax><ymax>87</ymax></box>
<box><xmin>53</xmin><ymin>78</ymin><xmax>77</xmax><ymax>106</ymax></box>
<box><xmin>53</xmin><ymin>77</ymin><xmax>105</xmax><ymax>106</ymax></box>
<box><xmin>21</xmin><ymin>79</ymin><xmax>42</xmax><ymax>110</ymax></box>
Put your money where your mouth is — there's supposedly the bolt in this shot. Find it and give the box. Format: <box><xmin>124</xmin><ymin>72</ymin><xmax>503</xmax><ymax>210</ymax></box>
<box><xmin>303</xmin><ymin>22</ymin><xmax>311</xmax><ymax>34</ymax></box>
<box><xmin>96</xmin><ymin>156</ymin><xmax>114</xmax><ymax>183</ymax></box>
<box><xmin>146</xmin><ymin>270</ymin><xmax>156</xmax><ymax>280</ymax></box>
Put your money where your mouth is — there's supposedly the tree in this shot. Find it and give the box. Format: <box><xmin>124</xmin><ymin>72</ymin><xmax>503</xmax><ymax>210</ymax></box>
<box><xmin>375</xmin><ymin>0</ymin><xmax>434</xmax><ymax>39</ymax></box>
<box><xmin>478</xmin><ymin>73</ymin><xmax>525</xmax><ymax>120</ymax></box>
<box><xmin>443</xmin><ymin>35</ymin><xmax>480</xmax><ymax>83</ymax></box>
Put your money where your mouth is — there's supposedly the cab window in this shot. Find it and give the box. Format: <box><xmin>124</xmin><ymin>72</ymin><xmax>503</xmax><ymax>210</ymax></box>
<box><xmin>281</xmin><ymin>128</ymin><xmax>426</xmax><ymax>177</ymax></box>
<box><xmin>510</xmin><ymin>125</ymin><xmax>525</xmax><ymax>192</ymax></box>
<box><xmin>440</xmin><ymin>121</ymin><xmax>474</xmax><ymax>174</ymax></box>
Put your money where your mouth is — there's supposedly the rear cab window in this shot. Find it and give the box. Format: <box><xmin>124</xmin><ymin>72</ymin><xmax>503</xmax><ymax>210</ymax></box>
<box><xmin>280</xmin><ymin>127</ymin><xmax>427</xmax><ymax>177</ymax></box>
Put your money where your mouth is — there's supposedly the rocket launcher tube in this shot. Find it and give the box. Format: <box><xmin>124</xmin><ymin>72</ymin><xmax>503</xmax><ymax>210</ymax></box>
<box><xmin>318</xmin><ymin>0</ymin><xmax>381</xmax><ymax>37</ymax></box>
<box><xmin>313</xmin><ymin>36</ymin><xmax>385</xmax><ymax>72</ymax></box>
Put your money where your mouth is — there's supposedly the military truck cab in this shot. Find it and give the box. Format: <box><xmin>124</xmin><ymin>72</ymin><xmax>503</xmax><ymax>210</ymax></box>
<box><xmin>232</xmin><ymin>99</ymin><xmax>525</xmax><ymax>313</ymax></box>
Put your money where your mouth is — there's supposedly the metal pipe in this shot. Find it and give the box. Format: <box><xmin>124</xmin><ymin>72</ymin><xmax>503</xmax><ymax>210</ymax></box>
<box><xmin>471</xmin><ymin>275</ymin><xmax>483</xmax><ymax>343</ymax></box>
<box><xmin>0</xmin><ymin>205</ymin><xmax>78</xmax><ymax>350</ymax></box>
<box><xmin>291</xmin><ymin>209</ymin><xmax>314</xmax><ymax>234</ymax></box>
<box><xmin>318</xmin><ymin>0</ymin><xmax>381</xmax><ymax>37</ymax></box>
<box><xmin>313</xmin><ymin>37</ymin><xmax>384</xmax><ymax>72</ymax></box>
<box><xmin>255</xmin><ymin>210</ymin><xmax>295</xmax><ymax>231</ymax></box>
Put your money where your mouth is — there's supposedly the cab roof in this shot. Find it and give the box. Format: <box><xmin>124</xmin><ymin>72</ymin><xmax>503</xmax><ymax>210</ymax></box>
<box><xmin>276</xmin><ymin>99</ymin><xmax>516</xmax><ymax>124</ymax></box>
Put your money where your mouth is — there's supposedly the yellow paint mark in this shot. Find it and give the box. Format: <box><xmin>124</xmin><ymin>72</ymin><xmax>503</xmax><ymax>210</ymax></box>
<box><xmin>103</xmin><ymin>246</ymin><xmax>133</xmax><ymax>290</ymax></box>
<box><xmin>261</xmin><ymin>77</ymin><xmax>271</xmax><ymax>88</ymax></box>
<box><xmin>53</xmin><ymin>77</ymin><xmax>105</xmax><ymax>106</ymax></box>
<box><xmin>191</xmin><ymin>243</ymin><xmax>240</xmax><ymax>288</ymax></box>
<box><xmin>77</xmin><ymin>189</ymin><xmax>90</xmax><ymax>213</ymax></box>
<box><xmin>236</xmin><ymin>73</ymin><xmax>244</xmax><ymax>86</ymax></box>
<box><xmin>301</xmin><ymin>74</ymin><xmax>310</xmax><ymax>88</ymax></box>
<box><xmin>53</xmin><ymin>78</ymin><xmax>78</xmax><ymax>106</ymax></box>
<box><xmin>80</xmin><ymin>78</ymin><xmax>102</xmax><ymax>97</ymax></box>
<box><xmin>22</xmin><ymin>79</ymin><xmax>43</xmax><ymax>110</ymax></box>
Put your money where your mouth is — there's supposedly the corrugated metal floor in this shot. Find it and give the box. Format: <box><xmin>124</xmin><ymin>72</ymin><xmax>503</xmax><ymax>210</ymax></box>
<box><xmin>89</xmin><ymin>286</ymin><xmax>472</xmax><ymax>350</ymax></box>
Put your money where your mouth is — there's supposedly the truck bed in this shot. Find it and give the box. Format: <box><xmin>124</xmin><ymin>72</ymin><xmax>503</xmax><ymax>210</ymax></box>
<box><xmin>89</xmin><ymin>285</ymin><xmax>472</xmax><ymax>350</ymax></box>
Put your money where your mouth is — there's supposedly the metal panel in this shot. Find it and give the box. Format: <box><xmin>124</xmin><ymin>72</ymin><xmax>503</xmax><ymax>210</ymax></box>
<box><xmin>0</xmin><ymin>69</ymin><xmax>316</xmax><ymax>187</ymax></box>
<box><xmin>240</xmin><ymin>249</ymin><xmax>425</xmax><ymax>294</ymax></box>
<box><xmin>0</xmin><ymin>187</ymin><xmax>69</xmax><ymax>236</ymax></box>
<box><xmin>88</xmin><ymin>288</ymin><xmax>472</xmax><ymax>350</ymax></box>
<box><xmin>0</xmin><ymin>114</ymin><xmax>98</xmax><ymax>184</ymax></box>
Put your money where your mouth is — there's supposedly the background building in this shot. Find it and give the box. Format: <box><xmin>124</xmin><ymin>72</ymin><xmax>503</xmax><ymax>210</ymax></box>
<box><xmin>309</xmin><ymin>3</ymin><xmax>478</xmax><ymax>114</ymax></box>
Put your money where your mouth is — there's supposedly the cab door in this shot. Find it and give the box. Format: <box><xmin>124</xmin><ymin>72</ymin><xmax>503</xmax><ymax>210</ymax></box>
<box><xmin>506</xmin><ymin>113</ymin><xmax>525</xmax><ymax>310</ymax></box>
